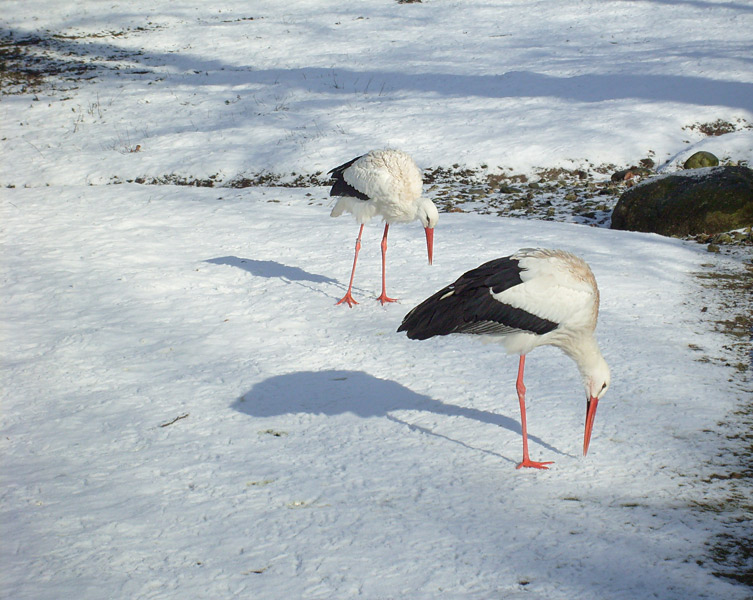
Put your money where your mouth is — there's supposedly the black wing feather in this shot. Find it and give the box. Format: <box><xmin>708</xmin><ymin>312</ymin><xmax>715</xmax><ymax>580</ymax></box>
<box><xmin>397</xmin><ymin>256</ymin><xmax>558</xmax><ymax>340</ymax></box>
<box><xmin>328</xmin><ymin>155</ymin><xmax>369</xmax><ymax>200</ymax></box>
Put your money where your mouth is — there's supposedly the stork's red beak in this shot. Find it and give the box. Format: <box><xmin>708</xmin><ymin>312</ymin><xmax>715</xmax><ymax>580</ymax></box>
<box><xmin>583</xmin><ymin>396</ymin><xmax>599</xmax><ymax>456</ymax></box>
<box><xmin>425</xmin><ymin>227</ymin><xmax>434</xmax><ymax>265</ymax></box>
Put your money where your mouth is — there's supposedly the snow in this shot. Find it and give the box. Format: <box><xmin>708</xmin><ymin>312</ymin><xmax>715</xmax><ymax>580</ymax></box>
<box><xmin>2</xmin><ymin>0</ymin><xmax>753</xmax><ymax>186</ymax></box>
<box><xmin>2</xmin><ymin>1</ymin><xmax>752</xmax><ymax>599</ymax></box>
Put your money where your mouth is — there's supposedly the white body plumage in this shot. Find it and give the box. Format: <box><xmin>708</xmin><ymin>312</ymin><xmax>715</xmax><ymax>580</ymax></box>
<box><xmin>491</xmin><ymin>249</ymin><xmax>599</xmax><ymax>352</ymax></box>
<box><xmin>329</xmin><ymin>149</ymin><xmax>438</xmax><ymax>228</ymax></box>
<box><xmin>492</xmin><ymin>249</ymin><xmax>609</xmax><ymax>398</ymax></box>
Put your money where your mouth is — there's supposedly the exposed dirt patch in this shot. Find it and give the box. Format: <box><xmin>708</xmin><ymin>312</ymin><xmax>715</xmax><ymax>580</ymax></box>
<box><xmin>227</xmin><ymin>172</ymin><xmax>327</xmax><ymax>189</ymax></box>
<box><xmin>0</xmin><ymin>26</ymin><xmax>156</xmax><ymax>95</ymax></box>
<box><xmin>422</xmin><ymin>164</ymin><xmax>622</xmax><ymax>226</ymax></box>
<box><xmin>683</xmin><ymin>119</ymin><xmax>753</xmax><ymax>137</ymax></box>
<box><xmin>693</xmin><ymin>254</ymin><xmax>753</xmax><ymax>586</ymax></box>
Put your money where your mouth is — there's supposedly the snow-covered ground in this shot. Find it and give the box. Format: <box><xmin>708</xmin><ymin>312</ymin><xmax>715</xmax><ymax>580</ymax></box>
<box><xmin>2</xmin><ymin>1</ymin><xmax>752</xmax><ymax>599</ymax></box>
<box><xmin>2</xmin><ymin>0</ymin><xmax>753</xmax><ymax>186</ymax></box>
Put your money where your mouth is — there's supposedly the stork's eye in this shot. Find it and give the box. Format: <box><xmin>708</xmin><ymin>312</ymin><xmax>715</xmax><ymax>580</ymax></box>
<box><xmin>601</xmin><ymin>383</ymin><xmax>607</xmax><ymax>391</ymax></box>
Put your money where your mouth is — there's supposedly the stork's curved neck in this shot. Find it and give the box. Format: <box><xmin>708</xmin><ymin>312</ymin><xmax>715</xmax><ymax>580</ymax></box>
<box><xmin>562</xmin><ymin>335</ymin><xmax>605</xmax><ymax>379</ymax></box>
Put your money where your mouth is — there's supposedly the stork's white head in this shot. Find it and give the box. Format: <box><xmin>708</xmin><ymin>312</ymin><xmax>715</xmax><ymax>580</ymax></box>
<box><xmin>581</xmin><ymin>351</ymin><xmax>610</xmax><ymax>457</ymax></box>
<box><xmin>416</xmin><ymin>197</ymin><xmax>439</xmax><ymax>229</ymax></box>
<box><xmin>584</xmin><ymin>353</ymin><xmax>611</xmax><ymax>401</ymax></box>
<box><xmin>416</xmin><ymin>198</ymin><xmax>438</xmax><ymax>265</ymax></box>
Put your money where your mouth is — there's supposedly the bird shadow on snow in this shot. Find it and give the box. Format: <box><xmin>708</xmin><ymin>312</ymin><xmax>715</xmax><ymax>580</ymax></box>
<box><xmin>233</xmin><ymin>369</ymin><xmax>569</xmax><ymax>464</ymax></box>
<box><xmin>205</xmin><ymin>256</ymin><xmax>343</xmax><ymax>294</ymax></box>
<box><xmin>206</xmin><ymin>256</ymin><xmax>336</xmax><ymax>283</ymax></box>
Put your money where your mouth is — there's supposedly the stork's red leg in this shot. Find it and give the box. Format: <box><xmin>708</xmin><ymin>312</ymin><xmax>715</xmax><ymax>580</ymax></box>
<box><xmin>377</xmin><ymin>223</ymin><xmax>397</xmax><ymax>305</ymax></box>
<box><xmin>515</xmin><ymin>355</ymin><xmax>554</xmax><ymax>470</ymax></box>
<box><xmin>336</xmin><ymin>224</ymin><xmax>364</xmax><ymax>307</ymax></box>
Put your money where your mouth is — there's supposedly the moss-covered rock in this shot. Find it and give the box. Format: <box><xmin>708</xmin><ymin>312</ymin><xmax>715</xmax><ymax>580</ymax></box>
<box><xmin>683</xmin><ymin>151</ymin><xmax>719</xmax><ymax>169</ymax></box>
<box><xmin>610</xmin><ymin>166</ymin><xmax>753</xmax><ymax>236</ymax></box>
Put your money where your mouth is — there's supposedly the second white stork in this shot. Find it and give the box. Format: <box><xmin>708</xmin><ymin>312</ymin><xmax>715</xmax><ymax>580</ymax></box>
<box><xmin>397</xmin><ymin>248</ymin><xmax>611</xmax><ymax>469</ymax></box>
<box><xmin>329</xmin><ymin>149</ymin><xmax>439</xmax><ymax>307</ymax></box>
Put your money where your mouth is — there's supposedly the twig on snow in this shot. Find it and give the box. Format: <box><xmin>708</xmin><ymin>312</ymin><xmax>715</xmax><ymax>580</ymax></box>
<box><xmin>159</xmin><ymin>413</ymin><xmax>189</xmax><ymax>428</ymax></box>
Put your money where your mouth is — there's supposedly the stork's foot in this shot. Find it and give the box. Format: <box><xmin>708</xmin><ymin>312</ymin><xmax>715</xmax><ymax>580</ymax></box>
<box><xmin>516</xmin><ymin>459</ymin><xmax>554</xmax><ymax>470</ymax></box>
<box><xmin>336</xmin><ymin>292</ymin><xmax>359</xmax><ymax>307</ymax></box>
<box><xmin>377</xmin><ymin>293</ymin><xmax>398</xmax><ymax>305</ymax></box>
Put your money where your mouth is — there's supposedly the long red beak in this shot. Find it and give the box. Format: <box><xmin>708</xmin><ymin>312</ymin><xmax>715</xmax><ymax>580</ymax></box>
<box><xmin>425</xmin><ymin>227</ymin><xmax>434</xmax><ymax>265</ymax></box>
<box><xmin>583</xmin><ymin>396</ymin><xmax>599</xmax><ymax>456</ymax></box>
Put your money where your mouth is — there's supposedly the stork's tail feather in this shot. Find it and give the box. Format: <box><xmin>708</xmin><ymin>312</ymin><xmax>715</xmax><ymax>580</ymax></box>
<box><xmin>328</xmin><ymin>155</ymin><xmax>363</xmax><ymax>178</ymax></box>
<box><xmin>329</xmin><ymin>177</ymin><xmax>369</xmax><ymax>200</ymax></box>
<box><xmin>397</xmin><ymin>284</ymin><xmax>462</xmax><ymax>340</ymax></box>
<box><xmin>328</xmin><ymin>154</ymin><xmax>369</xmax><ymax>200</ymax></box>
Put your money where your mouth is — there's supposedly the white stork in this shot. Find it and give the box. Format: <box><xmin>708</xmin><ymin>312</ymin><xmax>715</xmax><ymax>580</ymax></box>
<box><xmin>329</xmin><ymin>149</ymin><xmax>439</xmax><ymax>307</ymax></box>
<box><xmin>397</xmin><ymin>248</ymin><xmax>611</xmax><ymax>469</ymax></box>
